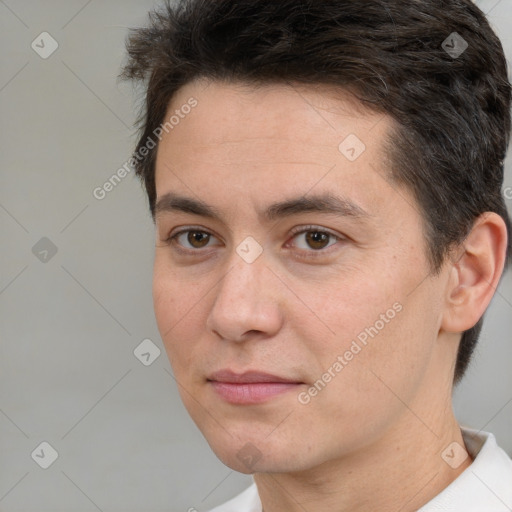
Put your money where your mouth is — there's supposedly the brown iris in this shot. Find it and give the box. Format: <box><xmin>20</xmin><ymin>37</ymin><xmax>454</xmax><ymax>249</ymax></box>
<box><xmin>305</xmin><ymin>231</ymin><xmax>330</xmax><ymax>250</ymax></box>
<box><xmin>187</xmin><ymin>231</ymin><xmax>210</xmax><ymax>248</ymax></box>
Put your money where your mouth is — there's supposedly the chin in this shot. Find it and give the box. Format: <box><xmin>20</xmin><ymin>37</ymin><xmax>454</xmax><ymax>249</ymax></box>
<box><xmin>202</xmin><ymin>429</ymin><xmax>314</xmax><ymax>474</ymax></box>
<box><xmin>212</xmin><ymin>448</ymin><xmax>286</xmax><ymax>474</ymax></box>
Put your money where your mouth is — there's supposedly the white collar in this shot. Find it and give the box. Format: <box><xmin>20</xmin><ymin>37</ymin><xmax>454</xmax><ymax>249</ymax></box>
<box><xmin>418</xmin><ymin>427</ymin><xmax>512</xmax><ymax>511</ymax></box>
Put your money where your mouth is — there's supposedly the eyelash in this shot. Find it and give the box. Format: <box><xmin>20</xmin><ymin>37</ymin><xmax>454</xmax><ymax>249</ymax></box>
<box><xmin>164</xmin><ymin>225</ymin><xmax>344</xmax><ymax>258</ymax></box>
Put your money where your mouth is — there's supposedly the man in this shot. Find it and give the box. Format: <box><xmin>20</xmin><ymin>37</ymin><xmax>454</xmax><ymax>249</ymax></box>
<box><xmin>121</xmin><ymin>0</ymin><xmax>512</xmax><ymax>510</ymax></box>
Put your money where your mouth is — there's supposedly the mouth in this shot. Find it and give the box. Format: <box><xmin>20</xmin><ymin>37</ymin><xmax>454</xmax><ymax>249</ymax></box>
<box><xmin>207</xmin><ymin>369</ymin><xmax>304</xmax><ymax>405</ymax></box>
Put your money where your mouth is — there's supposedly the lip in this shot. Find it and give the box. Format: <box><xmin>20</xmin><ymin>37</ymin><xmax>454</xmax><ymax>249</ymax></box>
<box><xmin>208</xmin><ymin>369</ymin><xmax>301</xmax><ymax>384</ymax></box>
<box><xmin>208</xmin><ymin>369</ymin><xmax>303</xmax><ymax>404</ymax></box>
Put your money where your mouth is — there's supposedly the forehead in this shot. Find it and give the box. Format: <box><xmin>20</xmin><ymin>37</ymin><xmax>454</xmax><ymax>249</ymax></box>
<box><xmin>159</xmin><ymin>78</ymin><xmax>390</xmax><ymax>156</ymax></box>
<box><xmin>153</xmin><ymin>79</ymin><xmax>403</xmax><ymax>224</ymax></box>
<box><xmin>156</xmin><ymin>79</ymin><xmax>392</xmax><ymax>163</ymax></box>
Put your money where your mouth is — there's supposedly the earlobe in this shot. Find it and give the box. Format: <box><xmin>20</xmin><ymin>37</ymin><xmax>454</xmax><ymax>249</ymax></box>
<box><xmin>441</xmin><ymin>212</ymin><xmax>508</xmax><ymax>334</ymax></box>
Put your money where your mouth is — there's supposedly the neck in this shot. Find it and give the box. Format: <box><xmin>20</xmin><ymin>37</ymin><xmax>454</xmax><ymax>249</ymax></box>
<box><xmin>254</xmin><ymin>403</ymin><xmax>471</xmax><ymax>512</ymax></box>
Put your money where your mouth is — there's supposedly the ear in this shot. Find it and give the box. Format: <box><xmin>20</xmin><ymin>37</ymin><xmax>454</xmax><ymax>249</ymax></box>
<box><xmin>441</xmin><ymin>212</ymin><xmax>508</xmax><ymax>333</ymax></box>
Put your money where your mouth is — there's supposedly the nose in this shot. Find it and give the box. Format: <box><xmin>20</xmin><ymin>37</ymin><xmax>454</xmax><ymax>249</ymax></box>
<box><xmin>206</xmin><ymin>253</ymin><xmax>284</xmax><ymax>343</ymax></box>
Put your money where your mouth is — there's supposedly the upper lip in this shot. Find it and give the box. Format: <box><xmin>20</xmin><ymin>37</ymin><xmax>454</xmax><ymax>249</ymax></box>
<box><xmin>208</xmin><ymin>369</ymin><xmax>302</xmax><ymax>384</ymax></box>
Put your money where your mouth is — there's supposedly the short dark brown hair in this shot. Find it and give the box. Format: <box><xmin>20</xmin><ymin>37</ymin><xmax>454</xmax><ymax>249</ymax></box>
<box><xmin>120</xmin><ymin>0</ymin><xmax>512</xmax><ymax>384</ymax></box>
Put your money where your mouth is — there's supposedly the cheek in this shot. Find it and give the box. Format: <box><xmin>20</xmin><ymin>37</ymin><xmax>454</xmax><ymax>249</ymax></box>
<box><xmin>294</xmin><ymin>305</ymin><xmax>433</xmax><ymax>456</ymax></box>
<box><xmin>318</xmin><ymin>279</ymin><xmax>439</xmax><ymax>413</ymax></box>
<box><xmin>299</xmin><ymin>256</ymin><xmax>436</xmax><ymax>402</ymax></box>
<box><xmin>152</xmin><ymin>261</ymin><xmax>201</xmax><ymax>369</ymax></box>
<box><xmin>304</xmin><ymin>270</ymin><xmax>399</xmax><ymax>351</ymax></box>
<box><xmin>152</xmin><ymin>256</ymin><xmax>202</xmax><ymax>328</ymax></box>
<box><xmin>152</xmin><ymin>266</ymin><xmax>176</xmax><ymax>335</ymax></box>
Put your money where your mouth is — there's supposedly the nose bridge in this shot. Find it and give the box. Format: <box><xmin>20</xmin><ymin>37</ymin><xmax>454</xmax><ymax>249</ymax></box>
<box><xmin>206</xmin><ymin>248</ymin><xmax>282</xmax><ymax>341</ymax></box>
<box><xmin>217</xmin><ymin>251</ymin><xmax>271</xmax><ymax>308</ymax></box>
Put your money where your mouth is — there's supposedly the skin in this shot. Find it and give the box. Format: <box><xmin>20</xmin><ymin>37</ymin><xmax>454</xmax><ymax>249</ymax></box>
<box><xmin>152</xmin><ymin>79</ymin><xmax>507</xmax><ymax>512</ymax></box>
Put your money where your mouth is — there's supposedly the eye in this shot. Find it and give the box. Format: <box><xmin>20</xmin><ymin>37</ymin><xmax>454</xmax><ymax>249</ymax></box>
<box><xmin>163</xmin><ymin>225</ymin><xmax>344</xmax><ymax>256</ymax></box>
<box><xmin>167</xmin><ymin>227</ymin><xmax>221</xmax><ymax>251</ymax></box>
<box><xmin>288</xmin><ymin>226</ymin><xmax>343</xmax><ymax>252</ymax></box>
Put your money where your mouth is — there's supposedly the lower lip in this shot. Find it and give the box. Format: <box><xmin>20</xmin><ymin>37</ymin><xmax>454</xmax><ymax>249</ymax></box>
<box><xmin>209</xmin><ymin>381</ymin><xmax>301</xmax><ymax>404</ymax></box>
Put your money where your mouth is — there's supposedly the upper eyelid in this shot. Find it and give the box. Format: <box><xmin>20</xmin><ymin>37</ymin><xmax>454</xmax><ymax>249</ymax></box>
<box><xmin>168</xmin><ymin>225</ymin><xmax>220</xmax><ymax>241</ymax></box>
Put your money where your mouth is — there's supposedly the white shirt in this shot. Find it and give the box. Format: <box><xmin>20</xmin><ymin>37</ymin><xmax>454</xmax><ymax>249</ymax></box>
<box><xmin>208</xmin><ymin>427</ymin><xmax>512</xmax><ymax>512</ymax></box>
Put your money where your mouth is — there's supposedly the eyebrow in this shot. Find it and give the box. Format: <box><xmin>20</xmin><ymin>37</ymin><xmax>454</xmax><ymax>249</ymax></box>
<box><xmin>154</xmin><ymin>191</ymin><xmax>370</xmax><ymax>223</ymax></box>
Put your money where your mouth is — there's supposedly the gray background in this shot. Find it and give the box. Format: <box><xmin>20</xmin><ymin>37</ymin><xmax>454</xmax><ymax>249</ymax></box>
<box><xmin>0</xmin><ymin>1</ymin><xmax>511</xmax><ymax>511</ymax></box>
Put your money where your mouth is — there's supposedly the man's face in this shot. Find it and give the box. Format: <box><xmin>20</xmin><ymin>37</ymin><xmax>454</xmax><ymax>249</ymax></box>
<box><xmin>153</xmin><ymin>80</ymin><xmax>454</xmax><ymax>473</ymax></box>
